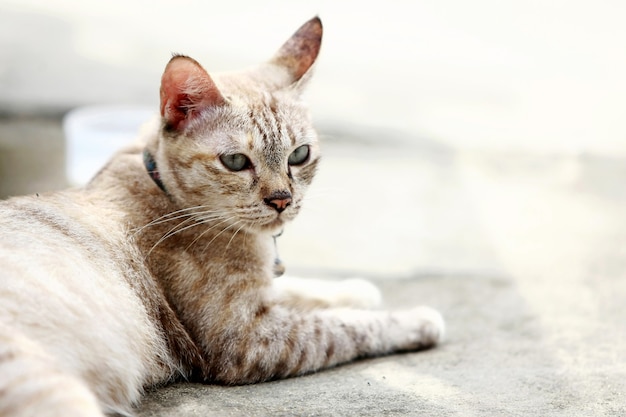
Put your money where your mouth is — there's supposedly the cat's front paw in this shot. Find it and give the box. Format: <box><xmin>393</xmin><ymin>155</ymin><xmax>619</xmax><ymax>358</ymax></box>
<box><xmin>272</xmin><ymin>276</ymin><xmax>382</xmax><ymax>310</ymax></box>
<box><xmin>395</xmin><ymin>306</ymin><xmax>445</xmax><ymax>350</ymax></box>
<box><xmin>416</xmin><ymin>306</ymin><xmax>445</xmax><ymax>346</ymax></box>
<box><xmin>336</xmin><ymin>278</ymin><xmax>382</xmax><ymax>309</ymax></box>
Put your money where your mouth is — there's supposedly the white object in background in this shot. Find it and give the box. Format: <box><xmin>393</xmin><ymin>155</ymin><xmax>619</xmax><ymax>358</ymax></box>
<box><xmin>63</xmin><ymin>105</ymin><xmax>155</xmax><ymax>185</ymax></box>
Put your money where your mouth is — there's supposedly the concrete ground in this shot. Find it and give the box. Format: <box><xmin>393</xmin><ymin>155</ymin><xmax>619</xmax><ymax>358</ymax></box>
<box><xmin>2</xmin><ymin>1</ymin><xmax>626</xmax><ymax>416</ymax></box>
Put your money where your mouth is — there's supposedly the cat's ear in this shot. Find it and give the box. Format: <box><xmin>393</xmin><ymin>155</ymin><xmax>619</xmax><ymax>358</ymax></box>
<box><xmin>269</xmin><ymin>16</ymin><xmax>323</xmax><ymax>86</ymax></box>
<box><xmin>160</xmin><ymin>55</ymin><xmax>226</xmax><ymax>132</ymax></box>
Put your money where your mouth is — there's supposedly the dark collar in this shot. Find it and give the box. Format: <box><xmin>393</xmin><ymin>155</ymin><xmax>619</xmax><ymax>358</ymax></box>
<box><xmin>143</xmin><ymin>149</ymin><xmax>167</xmax><ymax>193</ymax></box>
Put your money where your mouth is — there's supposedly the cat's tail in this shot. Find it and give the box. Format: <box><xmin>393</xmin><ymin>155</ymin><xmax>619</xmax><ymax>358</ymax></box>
<box><xmin>0</xmin><ymin>323</ymin><xmax>105</xmax><ymax>417</ymax></box>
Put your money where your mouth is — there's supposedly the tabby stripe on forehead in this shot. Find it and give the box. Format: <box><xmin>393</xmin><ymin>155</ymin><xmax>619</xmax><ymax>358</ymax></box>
<box><xmin>250</xmin><ymin>111</ymin><xmax>268</xmax><ymax>146</ymax></box>
<box><xmin>267</xmin><ymin>97</ymin><xmax>284</xmax><ymax>140</ymax></box>
<box><xmin>268</xmin><ymin>101</ymin><xmax>283</xmax><ymax>143</ymax></box>
<box><xmin>254</xmin><ymin>103</ymin><xmax>285</xmax><ymax>144</ymax></box>
<box><xmin>284</xmin><ymin>122</ymin><xmax>297</xmax><ymax>147</ymax></box>
<box><xmin>250</xmin><ymin>106</ymin><xmax>286</xmax><ymax>169</ymax></box>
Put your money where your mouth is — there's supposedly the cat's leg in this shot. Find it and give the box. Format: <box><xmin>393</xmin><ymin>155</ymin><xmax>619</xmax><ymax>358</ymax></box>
<box><xmin>272</xmin><ymin>275</ymin><xmax>382</xmax><ymax>310</ymax></box>
<box><xmin>0</xmin><ymin>324</ymin><xmax>105</xmax><ymax>417</ymax></box>
<box><xmin>202</xmin><ymin>298</ymin><xmax>444</xmax><ymax>384</ymax></box>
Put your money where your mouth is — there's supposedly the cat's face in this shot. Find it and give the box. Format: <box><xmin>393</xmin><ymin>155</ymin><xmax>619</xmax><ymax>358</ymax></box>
<box><xmin>157</xmin><ymin>89</ymin><xmax>320</xmax><ymax>233</ymax></box>
<box><xmin>148</xmin><ymin>17</ymin><xmax>322</xmax><ymax>234</ymax></box>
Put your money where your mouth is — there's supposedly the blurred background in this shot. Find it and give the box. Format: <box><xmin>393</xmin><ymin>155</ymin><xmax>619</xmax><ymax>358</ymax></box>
<box><xmin>2</xmin><ymin>0</ymin><xmax>626</xmax><ymax>153</ymax></box>
<box><xmin>1</xmin><ymin>0</ymin><xmax>626</xmax><ymax>275</ymax></box>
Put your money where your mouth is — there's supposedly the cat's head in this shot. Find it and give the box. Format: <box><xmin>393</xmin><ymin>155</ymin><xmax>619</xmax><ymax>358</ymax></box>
<box><xmin>147</xmin><ymin>17</ymin><xmax>322</xmax><ymax>234</ymax></box>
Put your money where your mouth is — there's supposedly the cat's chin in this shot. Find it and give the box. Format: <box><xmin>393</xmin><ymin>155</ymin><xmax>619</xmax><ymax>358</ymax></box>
<box><xmin>249</xmin><ymin>210</ymin><xmax>298</xmax><ymax>233</ymax></box>
<box><xmin>259</xmin><ymin>219</ymin><xmax>287</xmax><ymax>234</ymax></box>
<box><xmin>253</xmin><ymin>215</ymin><xmax>292</xmax><ymax>234</ymax></box>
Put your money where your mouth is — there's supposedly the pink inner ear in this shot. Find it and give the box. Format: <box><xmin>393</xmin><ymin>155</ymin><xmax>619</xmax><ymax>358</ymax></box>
<box><xmin>159</xmin><ymin>56</ymin><xmax>225</xmax><ymax>131</ymax></box>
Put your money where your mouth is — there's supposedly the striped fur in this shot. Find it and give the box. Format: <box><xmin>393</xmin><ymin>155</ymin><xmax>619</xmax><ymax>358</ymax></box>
<box><xmin>0</xmin><ymin>17</ymin><xmax>443</xmax><ymax>417</ymax></box>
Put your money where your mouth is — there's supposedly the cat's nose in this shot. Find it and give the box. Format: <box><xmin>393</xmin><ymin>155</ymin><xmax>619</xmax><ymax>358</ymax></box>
<box><xmin>264</xmin><ymin>191</ymin><xmax>292</xmax><ymax>213</ymax></box>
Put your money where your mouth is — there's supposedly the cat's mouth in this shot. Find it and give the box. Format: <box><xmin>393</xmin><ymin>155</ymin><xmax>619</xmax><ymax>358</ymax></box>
<box><xmin>254</xmin><ymin>209</ymin><xmax>295</xmax><ymax>232</ymax></box>
<box><xmin>261</xmin><ymin>214</ymin><xmax>288</xmax><ymax>231</ymax></box>
<box><xmin>238</xmin><ymin>202</ymin><xmax>299</xmax><ymax>232</ymax></box>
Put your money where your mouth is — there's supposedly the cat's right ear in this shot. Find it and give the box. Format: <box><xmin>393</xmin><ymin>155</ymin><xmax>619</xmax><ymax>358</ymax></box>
<box><xmin>160</xmin><ymin>55</ymin><xmax>226</xmax><ymax>132</ymax></box>
<box><xmin>269</xmin><ymin>16</ymin><xmax>323</xmax><ymax>86</ymax></box>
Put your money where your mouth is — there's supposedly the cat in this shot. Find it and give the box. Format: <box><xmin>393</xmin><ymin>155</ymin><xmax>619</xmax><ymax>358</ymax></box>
<box><xmin>0</xmin><ymin>17</ymin><xmax>444</xmax><ymax>417</ymax></box>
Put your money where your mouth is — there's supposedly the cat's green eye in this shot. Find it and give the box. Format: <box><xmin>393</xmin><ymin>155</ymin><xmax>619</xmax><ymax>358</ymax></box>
<box><xmin>220</xmin><ymin>153</ymin><xmax>251</xmax><ymax>172</ymax></box>
<box><xmin>288</xmin><ymin>145</ymin><xmax>310</xmax><ymax>166</ymax></box>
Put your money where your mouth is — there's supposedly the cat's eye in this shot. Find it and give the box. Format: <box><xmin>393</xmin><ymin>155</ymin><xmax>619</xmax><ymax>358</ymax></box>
<box><xmin>220</xmin><ymin>153</ymin><xmax>251</xmax><ymax>171</ymax></box>
<box><xmin>288</xmin><ymin>145</ymin><xmax>310</xmax><ymax>166</ymax></box>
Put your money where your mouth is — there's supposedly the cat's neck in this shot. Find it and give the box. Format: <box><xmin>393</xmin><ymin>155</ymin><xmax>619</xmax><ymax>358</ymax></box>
<box><xmin>88</xmin><ymin>144</ymin><xmax>274</xmax><ymax>271</ymax></box>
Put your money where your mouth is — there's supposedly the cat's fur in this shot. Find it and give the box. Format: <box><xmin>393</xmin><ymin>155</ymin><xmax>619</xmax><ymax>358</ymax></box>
<box><xmin>0</xmin><ymin>17</ymin><xmax>444</xmax><ymax>417</ymax></box>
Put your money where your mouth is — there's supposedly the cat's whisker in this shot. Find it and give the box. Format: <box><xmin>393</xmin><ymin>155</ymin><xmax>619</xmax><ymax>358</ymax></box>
<box><xmin>199</xmin><ymin>218</ymin><xmax>243</xmax><ymax>253</ymax></box>
<box><xmin>226</xmin><ymin>222</ymin><xmax>247</xmax><ymax>250</ymax></box>
<box><xmin>137</xmin><ymin>209</ymin><xmax>230</xmax><ymax>238</ymax></box>
<box><xmin>146</xmin><ymin>212</ymin><xmax>232</xmax><ymax>257</ymax></box>
<box><xmin>133</xmin><ymin>205</ymin><xmax>217</xmax><ymax>234</ymax></box>
<box><xmin>135</xmin><ymin>212</ymin><xmax>201</xmax><ymax>235</ymax></box>
<box><xmin>184</xmin><ymin>216</ymin><xmax>238</xmax><ymax>252</ymax></box>
<box><xmin>242</xmin><ymin>224</ymin><xmax>251</xmax><ymax>248</ymax></box>
<box><xmin>155</xmin><ymin>211</ymin><xmax>223</xmax><ymax>241</ymax></box>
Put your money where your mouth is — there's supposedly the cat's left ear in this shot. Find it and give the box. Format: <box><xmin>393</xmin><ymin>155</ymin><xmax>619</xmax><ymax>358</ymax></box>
<box><xmin>269</xmin><ymin>16</ymin><xmax>323</xmax><ymax>88</ymax></box>
<box><xmin>160</xmin><ymin>55</ymin><xmax>226</xmax><ymax>132</ymax></box>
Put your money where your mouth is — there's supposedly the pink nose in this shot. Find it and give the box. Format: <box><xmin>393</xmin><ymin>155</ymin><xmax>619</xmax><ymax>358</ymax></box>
<box><xmin>264</xmin><ymin>191</ymin><xmax>292</xmax><ymax>213</ymax></box>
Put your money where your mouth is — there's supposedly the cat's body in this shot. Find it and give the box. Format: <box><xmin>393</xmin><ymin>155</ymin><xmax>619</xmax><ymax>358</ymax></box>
<box><xmin>0</xmin><ymin>18</ymin><xmax>444</xmax><ymax>417</ymax></box>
